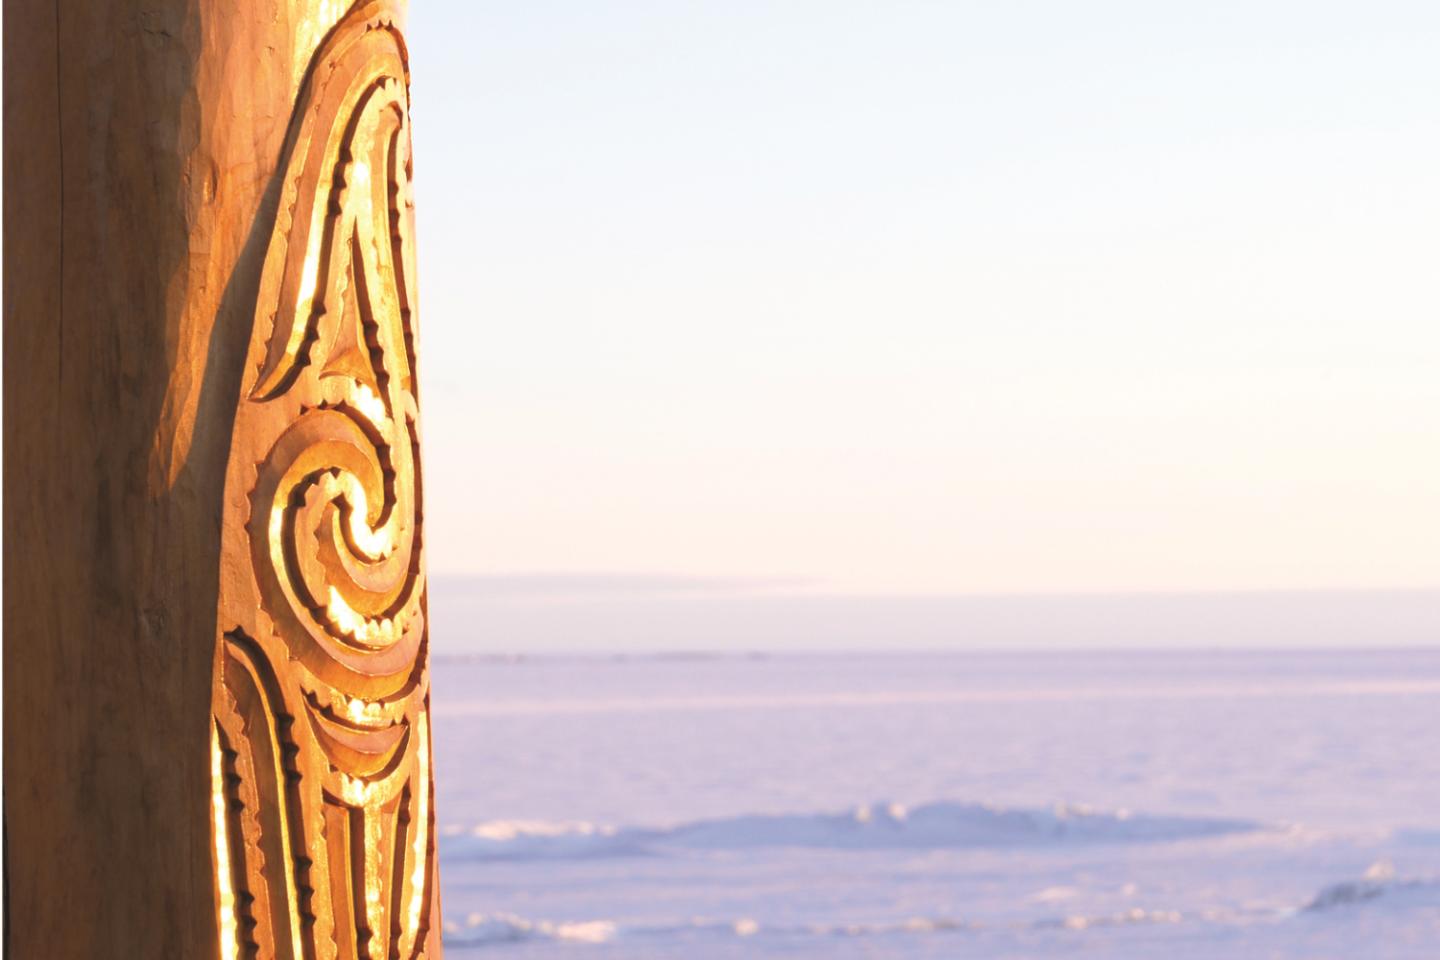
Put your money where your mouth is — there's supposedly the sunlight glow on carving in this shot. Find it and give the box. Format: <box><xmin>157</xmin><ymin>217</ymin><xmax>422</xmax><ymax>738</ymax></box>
<box><xmin>327</xmin><ymin>586</ymin><xmax>365</xmax><ymax>637</ymax></box>
<box><xmin>326</xmin><ymin>585</ymin><xmax>401</xmax><ymax>646</ymax></box>
<box><xmin>292</xmin><ymin>0</ymin><xmax>350</xmax><ymax>88</ymax></box>
<box><xmin>292</xmin><ymin>245</ymin><xmax>323</xmax><ymax>352</ymax></box>
<box><xmin>340</xmin><ymin>772</ymin><xmax>379</xmax><ymax>808</ymax></box>
<box><xmin>364</xmin><ymin>812</ymin><xmax>387</xmax><ymax>954</ymax></box>
<box><xmin>351</xmin><ymin>382</ymin><xmax>388</xmax><ymax>429</ymax></box>
<box><xmin>406</xmin><ymin>710</ymin><xmax>431</xmax><ymax>939</ymax></box>
<box><xmin>210</xmin><ymin>725</ymin><xmax>239</xmax><ymax>960</ymax></box>
<box><xmin>351</xmin><ymin>159</ymin><xmax>372</xmax><ymax>192</ymax></box>
<box><xmin>269</xmin><ymin>500</ymin><xmax>285</xmax><ymax>554</ymax></box>
<box><xmin>338</xmin><ymin>472</ymin><xmax>395</xmax><ymax>559</ymax></box>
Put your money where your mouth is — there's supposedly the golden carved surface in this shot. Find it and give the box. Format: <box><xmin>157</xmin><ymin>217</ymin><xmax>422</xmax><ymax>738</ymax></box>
<box><xmin>211</xmin><ymin>3</ymin><xmax>439</xmax><ymax>957</ymax></box>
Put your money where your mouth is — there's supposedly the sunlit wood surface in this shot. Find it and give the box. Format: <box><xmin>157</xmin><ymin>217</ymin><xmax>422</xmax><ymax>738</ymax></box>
<box><xmin>3</xmin><ymin>1</ymin><xmax>438</xmax><ymax>956</ymax></box>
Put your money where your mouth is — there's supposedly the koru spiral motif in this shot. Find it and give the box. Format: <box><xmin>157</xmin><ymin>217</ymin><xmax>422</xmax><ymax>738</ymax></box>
<box><xmin>210</xmin><ymin>3</ymin><xmax>439</xmax><ymax>958</ymax></box>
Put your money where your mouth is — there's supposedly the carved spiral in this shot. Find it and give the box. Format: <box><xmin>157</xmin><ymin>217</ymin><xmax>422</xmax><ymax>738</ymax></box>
<box><xmin>246</xmin><ymin>23</ymin><xmax>426</xmax><ymax>710</ymax></box>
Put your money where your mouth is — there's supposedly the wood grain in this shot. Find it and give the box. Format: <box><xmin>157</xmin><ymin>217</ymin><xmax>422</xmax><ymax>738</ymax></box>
<box><xmin>3</xmin><ymin>2</ymin><xmax>437</xmax><ymax>956</ymax></box>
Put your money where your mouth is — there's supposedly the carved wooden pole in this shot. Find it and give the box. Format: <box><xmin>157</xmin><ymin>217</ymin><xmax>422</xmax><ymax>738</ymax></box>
<box><xmin>3</xmin><ymin>1</ymin><xmax>441</xmax><ymax>956</ymax></box>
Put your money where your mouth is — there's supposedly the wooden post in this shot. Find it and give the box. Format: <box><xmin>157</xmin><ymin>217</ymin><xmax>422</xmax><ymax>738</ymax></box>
<box><xmin>3</xmin><ymin>1</ymin><xmax>441</xmax><ymax>955</ymax></box>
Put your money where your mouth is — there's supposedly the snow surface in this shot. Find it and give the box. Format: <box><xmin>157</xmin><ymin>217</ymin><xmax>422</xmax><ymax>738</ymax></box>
<box><xmin>431</xmin><ymin>649</ymin><xmax>1440</xmax><ymax>957</ymax></box>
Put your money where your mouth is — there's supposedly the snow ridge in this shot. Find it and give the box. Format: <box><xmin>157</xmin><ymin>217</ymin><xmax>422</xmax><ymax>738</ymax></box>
<box><xmin>439</xmin><ymin>799</ymin><xmax>1261</xmax><ymax>863</ymax></box>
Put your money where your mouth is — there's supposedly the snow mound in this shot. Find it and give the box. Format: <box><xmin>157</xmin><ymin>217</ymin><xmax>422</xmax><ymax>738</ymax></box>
<box><xmin>440</xmin><ymin>800</ymin><xmax>1260</xmax><ymax>862</ymax></box>
<box><xmin>442</xmin><ymin>912</ymin><xmax>616</xmax><ymax>946</ymax></box>
<box><xmin>438</xmin><ymin>819</ymin><xmax>642</xmax><ymax>861</ymax></box>
<box><xmin>1304</xmin><ymin>861</ymin><xmax>1440</xmax><ymax>913</ymax></box>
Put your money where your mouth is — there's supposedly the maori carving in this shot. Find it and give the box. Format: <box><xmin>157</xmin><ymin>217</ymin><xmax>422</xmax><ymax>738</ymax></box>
<box><xmin>210</xmin><ymin>3</ymin><xmax>440</xmax><ymax>958</ymax></box>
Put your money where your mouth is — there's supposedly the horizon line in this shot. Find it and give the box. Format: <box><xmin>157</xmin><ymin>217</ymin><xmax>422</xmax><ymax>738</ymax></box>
<box><xmin>426</xmin><ymin>573</ymin><xmax>1440</xmax><ymax>600</ymax></box>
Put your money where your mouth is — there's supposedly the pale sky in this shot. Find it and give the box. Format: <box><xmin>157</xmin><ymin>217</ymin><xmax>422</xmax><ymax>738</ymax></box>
<box><xmin>407</xmin><ymin>2</ymin><xmax>1439</xmax><ymax>598</ymax></box>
